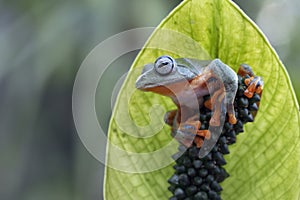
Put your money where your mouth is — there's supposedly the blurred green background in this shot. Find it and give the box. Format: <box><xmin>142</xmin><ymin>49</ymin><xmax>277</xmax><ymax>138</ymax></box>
<box><xmin>0</xmin><ymin>0</ymin><xmax>299</xmax><ymax>200</ymax></box>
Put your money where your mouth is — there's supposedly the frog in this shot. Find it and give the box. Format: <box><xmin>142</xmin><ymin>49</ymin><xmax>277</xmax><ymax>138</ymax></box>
<box><xmin>135</xmin><ymin>55</ymin><xmax>262</xmax><ymax>148</ymax></box>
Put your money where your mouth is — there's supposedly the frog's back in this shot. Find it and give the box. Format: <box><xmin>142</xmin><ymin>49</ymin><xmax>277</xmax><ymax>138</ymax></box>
<box><xmin>176</xmin><ymin>58</ymin><xmax>212</xmax><ymax>74</ymax></box>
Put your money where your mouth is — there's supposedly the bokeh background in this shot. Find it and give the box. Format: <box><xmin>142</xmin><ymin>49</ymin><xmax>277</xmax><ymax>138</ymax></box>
<box><xmin>0</xmin><ymin>0</ymin><xmax>299</xmax><ymax>200</ymax></box>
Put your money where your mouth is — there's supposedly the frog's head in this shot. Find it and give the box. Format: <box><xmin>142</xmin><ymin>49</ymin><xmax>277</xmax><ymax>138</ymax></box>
<box><xmin>136</xmin><ymin>56</ymin><xmax>204</xmax><ymax>95</ymax></box>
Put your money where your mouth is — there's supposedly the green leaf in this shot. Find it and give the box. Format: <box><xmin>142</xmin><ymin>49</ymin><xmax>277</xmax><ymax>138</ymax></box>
<box><xmin>104</xmin><ymin>0</ymin><xmax>300</xmax><ymax>199</ymax></box>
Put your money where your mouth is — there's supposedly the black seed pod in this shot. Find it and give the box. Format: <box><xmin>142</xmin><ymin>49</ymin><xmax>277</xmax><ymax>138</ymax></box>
<box><xmin>208</xmin><ymin>190</ymin><xmax>221</xmax><ymax>200</ymax></box>
<box><xmin>215</xmin><ymin>167</ymin><xmax>230</xmax><ymax>183</ymax></box>
<box><xmin>178</xmin><ymin>174</ymin><xmax>190</xmax><ymax>187</ymax></box>
<box><xmin>249</xmin><ymin>103</ymin><xmax>258</xmax><ymax>111</ymax></box>
<box><xmin>210</xmin><ymin>181</ymin><xmax>222</xmax><ymax>192</ymax></box>
<box><xmin>194</xmin><ymin>191</ymin><xmax>208</xmax><ymax>200</ymax></box>
<box><xmin>199</xmin><ymin>169</ymin><xmax>208</xmax><ymax>177</ymax></box>
<box><xmin>211</xmin><ymin>165</ymin><xmax>221</xmax><ymax>176</ymax></box>
<box><xmin>219</xmin><ymin>143</ymin><xmax>230</xmax><ymax>154</ymax></box>
<box><xmin>175</xmin><ymin>165</ymin><xmax>186</xmax><ymax>174</ymax></box>
<box><xmin>168</xmin><ymin>185</ymin><xmax>176</xmax><ymax>193</ymax></box>
<box><xmin>237</xmin><ymin>97</ymin><xmax>249</xmax><ymax>107</ymax></box>
<box><xmin>185</xmin><ymin>185</ymin><xmax>197</xmax><ymax>196</ymax></box>
<box><xmin>238</xmin><ymin>108</ymin><xmax>249</xmax><ymax>118</ymax></box>
<box><xmin>225</xmin><ymin>130</ymin><xmax>236</xmax><ymax>138</ymax></box>
<box><xmin>188</xmin><ymin>146</ymin><xmax>199</xmax><ymax>158</ymax></box>
<box><xmin>200</xmin><ymin>184</ymin><xmax>210</xmax><ymax>192</ymax></box>
<box><xmin>204</xmin><ymin>161</ymin><xmax>215</xmax><ymax>169</ymax></box>
<box><xmin>227</xmin><ymin>136</ymin><xmax>236</xmax><ymax>144</ymax></box>
<box><xmin>168</xmin><ymin>174</ymin><xmax>179</xmax><ymax>185</ymax></box>
<box><xmin>193</xmin><ymin>176</ymin><xmax>203</xmax><ymax>185</ymax></box>
<box><xmin>213</xmin><ymin>152</ymin><xmax>227</xmax><ymax>165</ymax></box>
<box><xmin>174</xmin><ymin>188</ymin><xmax>185</xmax><ymax>199</ymax></box>
<box><xmin>169</xmin><ymin>196</ymin><xmax>177</xmax><ymax>200</ymax></box>
<box><xmin>193</xmin><ymin>160</ymin><xmax>203</xmax><ymax>169</ymax></box>
<box><xmin>205</xmin><ymin>175</ymin><xmax>214</xmax><ymax>183</ymax></box>
<box><xmin>187</xmin><ymin>168</ymin><xmax>196</xmax><ymax>177</ymax></box>
<box><xmin>237</xmin><ymin>86</ymin><xmax>246</xmax><ymax>96</ymax></box>
<box><xmin>182</xmin><ymin>157</ymin><xmax>192</xmax><ymax>167</ymax></box>
<box><xmin>249</xmin><ymin>93</ymin><xmax>261</xmax><ymax>103</ymax></box>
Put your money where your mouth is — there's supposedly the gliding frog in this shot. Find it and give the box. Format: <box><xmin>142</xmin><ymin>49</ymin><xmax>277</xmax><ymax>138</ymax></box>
<box><xmin>135</xmin><ymin>56</ymin><xmax>262</xmax><ymax>148</ymax></box>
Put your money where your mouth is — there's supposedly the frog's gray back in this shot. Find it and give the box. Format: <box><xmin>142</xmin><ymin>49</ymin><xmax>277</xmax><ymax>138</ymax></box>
<box><xmin>176</xmin><ymin>58</ymin><xmax>212</xmax><ymax>74</ymax></box>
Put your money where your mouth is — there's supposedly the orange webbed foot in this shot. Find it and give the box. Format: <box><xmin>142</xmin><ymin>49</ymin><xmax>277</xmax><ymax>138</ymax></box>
<box><xmin>196</xmin><ymin>129</ymin><xmax>211</xmax><ymax>139</ymax></box>
<box><xmin>244</xmin><ymin>76</ymin><xmax>263</xmax><ymax>98</ymax></box>
<box><xmin>228</xmin><ymin>113</ymin><xmax>237</xmax><ymax>124</ymax></box>
<box><xmin>194</xmin><ymin>136</ymin><xmax>204</xmax><ymax>148</ymax></box>
<box><xmin>178</xmin><ymin>117</ymin><xmax>200</xmax><ymax>134</ymax></box>
<box><xmin>238</xmin><ymin>64</ymin><xmax>263</xmax><ymax>98</ymax></box>
<box><xmin>176</xmin><ymin>117</ymin><xmax>212</xmax><ymax>148</ymax></box>
<box><xmin>204</xmin><ymin>99</ymin><xmax>213</xmax><ymax>110</ymax></box>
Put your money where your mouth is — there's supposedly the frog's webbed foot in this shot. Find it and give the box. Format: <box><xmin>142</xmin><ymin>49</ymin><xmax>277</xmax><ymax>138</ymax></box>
<box><xmin>238</xmin><ymin>64</ymin><xmax>263</xmax><ymax>98</ymax></box>
<box><xmin>244</xmin><ymin>76</ymin><xmax>263</xmax><ymax>98</ymax></box>
<box><xmin>175</xmin><ymin>116</ymin><xmax>211</xmax><ymax>148</ymax></box>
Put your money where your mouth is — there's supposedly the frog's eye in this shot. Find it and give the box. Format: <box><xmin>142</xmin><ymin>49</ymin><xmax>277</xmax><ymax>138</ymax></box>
<box><xmin>154</xmin><ymin>56</ymin><xmax>176</xmax><ymax>75</ymax></box>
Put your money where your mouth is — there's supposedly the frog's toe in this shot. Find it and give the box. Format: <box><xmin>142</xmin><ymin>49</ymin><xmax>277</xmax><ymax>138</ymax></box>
<box><xmin>194</xmin><ymin>136</ymin><xmax>204</xmax><ymax>148</ymax></box>
<box><xmin>244</xmin><ymin>77</ymin><xmax>254</xmax><ymax>86</ymax></box>
<box><xmin>244</xmin><ymin>76</ymin><xmax>263</xmax><ymax>98</ymax></box>
<box><xmin>197</xmin><ymin>129</ymin><xmax>211</xmax><ymax>139</ymax></box>
<box><xmin>244</xmin><ymin>89</ymin><xmax>254</xmax><ymax>98</ymax></box>
<box><xmin>228</xmin><ymin>113</ymin><xmax>237</xmax><ymax>124</ymax></box>
<box><xmin>204</xmin><ymin>99</ymin><xmax>213</xmax><ymax>110</ymax></box>
<box><xmin>256</xmin><ymin>85</ymin><xmax>263</xmax><ymax>94</ymax></box>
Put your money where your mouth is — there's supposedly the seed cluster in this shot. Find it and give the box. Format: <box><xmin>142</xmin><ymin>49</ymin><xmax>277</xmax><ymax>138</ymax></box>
<box><xmin>168</xmin><ymin>73</ymin><xmax>261</xmax><ymax>200</ymax></box>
